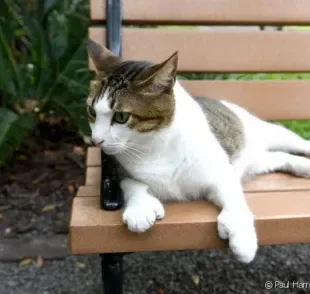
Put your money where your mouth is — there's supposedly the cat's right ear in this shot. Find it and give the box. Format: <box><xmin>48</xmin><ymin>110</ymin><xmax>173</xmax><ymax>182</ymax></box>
<box><xmin>133</xmin><ymin>51</ymin><xmax>178</xmax><ymax>93</ymax></box>
<box><xmin>87</xmin><ymin>40</ymin><xmax>121</xmax><ymax>76</ymax></box>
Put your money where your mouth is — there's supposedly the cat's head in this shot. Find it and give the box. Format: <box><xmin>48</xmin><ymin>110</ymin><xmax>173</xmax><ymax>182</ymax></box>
<box><xmin>86</xmin><ymin>40</ymin><xmax>178</xmax><ymax>155</ymax></box>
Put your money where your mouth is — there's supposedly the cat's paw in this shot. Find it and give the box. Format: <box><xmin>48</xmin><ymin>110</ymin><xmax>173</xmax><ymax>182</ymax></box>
<box><xmin>217</xmin><ymin>209</ymin><xmax>258</xmax><ymax>263</ymax></box>
<box><xmin>122</xmin><ymin>197</ymin><xmax>165</xmax><ymax>233</ymax></box>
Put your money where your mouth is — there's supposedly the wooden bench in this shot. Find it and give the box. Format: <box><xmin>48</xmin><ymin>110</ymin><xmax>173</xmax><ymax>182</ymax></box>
<box><xmin>69</xmin><ymin>1</ymin><xmax>310</xmax><ymax>293</ymax></box>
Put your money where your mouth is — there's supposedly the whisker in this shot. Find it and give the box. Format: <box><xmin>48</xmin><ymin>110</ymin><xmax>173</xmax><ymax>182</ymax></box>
<box><xmin>128</xmin><ymin>144</ymin><xmax>149</xmax><ymax>153</ymax></box>
<box><xmin>109</xmin><ymin>134</ymin><xmax>149</xmax><ymax>155</ymax></box>
<box><xmin>120</xmin><ymin>144</ymin><xmax>144</xmax><ymax>160</ymax></box>
<box><xmin>107</xmin><ymin>133</ymin><xmax>149</xmax><ymax>159</ymax></box>
<box><xmin>119</xmin><ymin>147</ymin><xmax>135</xmax><ymax>161</ymax></box>
<box><xmin>124</xmin><ymin>148</ymin><xmax>143</xmax><ymax>160</ymax></box>
<box><xmin>126</xmin><ymin>144</ymin><xmax>147</xmax><ymax>156</ymax></box>
<box><xmin>126</xmin><ymin>141</ymin><xmax>148</xmax><ymax>149</ymax></box>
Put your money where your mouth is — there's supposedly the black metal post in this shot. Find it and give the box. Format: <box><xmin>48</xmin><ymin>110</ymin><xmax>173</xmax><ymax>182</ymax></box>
<box><xmin>100</xmin><ymin>0</ymin><xmax>123</xmax><ymax>211</ymax></box>
<box><xmin>99</xmin><ymin>1</ymin><xmax>124</xmax><ymax>293</ymax></box>
<box><xmin>100</xmin><ymin>253</ymin><xmax>124</xmax><ymax>294</ymax></box>
<box><xmin>106</xmin><ymin>0</ymin><xmax>121</xmax><ymax>57</ymax></box>
<box><xmin>100</xmin><ymin>153</ymin><xmax>123</xmax><ymax>210</ymax></box>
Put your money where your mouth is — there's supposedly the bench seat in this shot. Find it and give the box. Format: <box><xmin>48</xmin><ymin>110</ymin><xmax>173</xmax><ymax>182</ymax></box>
<box><xmin>69</xmin><ymin>147</ymin><xmax>310</xmax><ymax>254</ymax></box>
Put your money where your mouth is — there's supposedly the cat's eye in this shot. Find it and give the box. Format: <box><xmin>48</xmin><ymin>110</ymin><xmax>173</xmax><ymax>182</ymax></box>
<box><xmin>87</xmin><ymin>106</ymin><xmax>96</xmax><ymax>120</ymax></box>
<box><xmin>89</xmin><ymin>107</ymin><xmax>96</xmax><ymax>117</ymax></box>
<box><xmin>114</xmin><ymin>112</ymin><xmax>130</xmax><ymax>124</ymax></box>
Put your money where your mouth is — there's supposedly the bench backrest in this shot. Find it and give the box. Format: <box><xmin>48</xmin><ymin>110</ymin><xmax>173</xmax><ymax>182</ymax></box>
<box><xmin>88</xmin><ymin>0</ymin><xmax>310</xmax><ymax>121</ymax></box>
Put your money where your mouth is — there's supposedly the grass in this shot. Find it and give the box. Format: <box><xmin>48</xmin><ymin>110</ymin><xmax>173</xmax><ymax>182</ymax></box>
<box><xmin>279</xmin><ymin>121</ymin><xmax>310</xmax><ymax>139</ymax></box>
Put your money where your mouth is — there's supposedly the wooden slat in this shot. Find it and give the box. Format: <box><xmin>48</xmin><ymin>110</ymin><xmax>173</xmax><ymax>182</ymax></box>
<box><xmin>89</xmin><ymin>28</ymin><xmax>310</xmax><ymax>73</ymax></box>
<box><xmin>86</xmin><ymin>147</ymin><xmax>101</xmax><ymax>167</ymax></box>
<box><xmin>243</xmin><ymin>173</ymin><xmax>310</xmax><ymax>193</ymax></box>
<box><xmin>90</xmin><ymin>0</ymin><xmax>310</xmax><ymax>25</ymax></box>
<box><xmin>77</xmin><ymin>172</ymin><xmax>310</xmax><ymax>197</ymax></box>
<box><xmin>85</xmin><ymin>167</ymin><xmax>101</xmax><ymax>186</ymax></box>
<box><xmin>180</xmin><ymin>80</ymin><xmax>310</xmax><ymax>120</ymax></box>
<box><xmin>69</xmin><ymin>190</ymin><xmax>310</xmax><ymax>254</ymax></box>
<box><xmin>76</xmin><ymin>185</ymin><xmax>100</xmax><ymax>197</ymax></box>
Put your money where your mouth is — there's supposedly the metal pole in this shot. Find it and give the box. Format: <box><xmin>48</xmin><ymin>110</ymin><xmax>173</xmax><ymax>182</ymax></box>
<box><xmin>100</xmin><ymin>0</ymin><xmax>123</xmax><ymax>211</ymax></box>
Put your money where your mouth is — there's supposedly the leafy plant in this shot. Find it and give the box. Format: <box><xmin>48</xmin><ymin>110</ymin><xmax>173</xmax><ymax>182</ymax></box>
<box><xmin>0</xmin><ymin>0</ymin><xmax>92</xmax><ymax>165</ymax></box>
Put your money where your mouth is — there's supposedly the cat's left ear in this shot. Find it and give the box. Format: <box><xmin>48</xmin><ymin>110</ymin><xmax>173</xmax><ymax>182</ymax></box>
<box><xmin>134</xmin><ymin>51</ymin><xmax>178</xmax><ymax>91</ymax></box>
<box><xmin>87</xmin><ymin>40</ymin><xmax>121</xmax><ymax>76</ymax></box>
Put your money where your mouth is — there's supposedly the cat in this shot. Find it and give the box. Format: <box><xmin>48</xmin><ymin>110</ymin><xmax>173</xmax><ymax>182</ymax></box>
<box><xmin>86</xmin><ymin>39</ymin><xmax>310</xmax><ymax>263</ymax></box>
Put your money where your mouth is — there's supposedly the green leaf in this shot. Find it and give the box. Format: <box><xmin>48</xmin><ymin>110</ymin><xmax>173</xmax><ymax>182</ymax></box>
<box><xmin>49</xmin><ymin>12</ymin><xmax>68</xmax><ymax>60</ymax></box>
<box><xmin>0</xmin><ymin>22</ymin><xmax>21</xmax><ymax>97</ymax></box>
<box><xmin>0</xmin><ymin>108</ymin><xmax>38</xmax><ymax>165</ymax></box>
<box><xmin>43</xmin><ymin>0</ymin><xmax>63</xmax><ymax>19</ymax></box>
<box><xmin>0</xmin><ymin>107</ymin><xmax>18</xmax><ymax>141</ymax></box>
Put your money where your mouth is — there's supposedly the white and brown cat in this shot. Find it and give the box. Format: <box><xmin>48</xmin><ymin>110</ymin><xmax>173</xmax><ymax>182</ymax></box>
<box><xmin>86</xmin><ymin>40</ymin><xmax>310</xmax><ymax>263</ymax></box>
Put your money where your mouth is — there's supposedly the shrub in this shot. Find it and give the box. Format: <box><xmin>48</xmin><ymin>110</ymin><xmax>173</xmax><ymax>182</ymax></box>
<box><xmin>0</xmin><ymin>0</ymin><xmax>92</xmax><ymax>164</ymax></box>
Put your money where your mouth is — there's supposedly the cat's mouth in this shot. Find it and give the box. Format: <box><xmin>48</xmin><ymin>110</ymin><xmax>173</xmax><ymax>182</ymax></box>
<box><xmin>101</xmin><ymin>144</ymin><xmax>124</xmax><ymax>156</ymax></box>
<box><xmin>102</xmin><ymin>148</ymin><xmax>121</xmax><ymax>156</ymax></box>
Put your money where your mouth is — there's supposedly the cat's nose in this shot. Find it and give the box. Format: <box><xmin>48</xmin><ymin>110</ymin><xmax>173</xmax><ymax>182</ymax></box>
<box><xmin>92</xmin><ymin>137</ymin><xmax>104</xmax><ymax>146</ymax></box>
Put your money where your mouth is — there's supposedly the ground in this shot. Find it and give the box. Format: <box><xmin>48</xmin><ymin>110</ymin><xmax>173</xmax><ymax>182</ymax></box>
<box><xmin>2</xmin><ymin>244</ymin><xmax>310</xmax><ymax>293</ymax></box>
<box><xmin>0</xmin><ymin>124</ymin><xmax>310</xmax><ymax>294</ymax></box>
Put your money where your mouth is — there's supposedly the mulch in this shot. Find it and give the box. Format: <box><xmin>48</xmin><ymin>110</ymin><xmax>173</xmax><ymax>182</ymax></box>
<box><xmin>0</xmin><ymin>122</ymin><xmax>87</xmax><ymax>244</ymax></box>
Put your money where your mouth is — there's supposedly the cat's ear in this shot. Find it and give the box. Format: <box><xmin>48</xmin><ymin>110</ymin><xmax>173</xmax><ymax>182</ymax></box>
<box><xmin>135</xmin><ymin>51</ymin><xmax>178</xmax><ymax>92</ymax></box>
<box><xmin>87</xmin><ymin>40</ymin><xmax>120</xmax><ymax>76</ymax></box>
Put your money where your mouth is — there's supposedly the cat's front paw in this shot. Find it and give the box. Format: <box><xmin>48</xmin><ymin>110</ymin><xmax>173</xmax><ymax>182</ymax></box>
<box><xmin>217</xmin><ymin>209</ymin><xmax>258</xmax><ymax>263</ymax></box>
<box><xmin>122</xmin><ymin>197</ymin><xmax>165</xmax><ymax>233</ymax></box>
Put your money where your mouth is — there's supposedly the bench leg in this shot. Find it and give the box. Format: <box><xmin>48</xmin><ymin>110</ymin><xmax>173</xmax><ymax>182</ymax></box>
<box><xmin>100</xmin><ymin>253</ymin><xmax>124</xmax><ymax>294</ymax></box>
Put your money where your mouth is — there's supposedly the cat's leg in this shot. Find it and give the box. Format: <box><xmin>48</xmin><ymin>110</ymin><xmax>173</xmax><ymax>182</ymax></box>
<box><xmin>121</xmin><ymin>178</ymin><xmax>164</xmax><ymax>233</ymax></box>
<box><xmin>206</xmin><ymin>165</ymin><xmax>258</xmax><ymax>263</ymax></box>
<box><xmin>246</xmin><ymin>151</ymin><xmax>310</xmax><ymax>178</ymax></box>
<box><xmin>262</xmin><ymin>121</ymin><xmax>310</xmax><ymax>155</ymax></box>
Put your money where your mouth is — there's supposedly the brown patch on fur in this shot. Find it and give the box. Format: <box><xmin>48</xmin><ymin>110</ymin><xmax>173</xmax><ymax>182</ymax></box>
<box><xmin>129</xmin><ymin>115</ymin><xmax>169</xmax><ymax>132</ymax></box>
<box><xmin>113</xmin><ymin>87</ymin><xmax>175</xmax><ymax>132</ymax></box>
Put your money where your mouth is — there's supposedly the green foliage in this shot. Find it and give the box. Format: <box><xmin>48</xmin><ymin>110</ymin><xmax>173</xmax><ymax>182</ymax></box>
<box><xmin>0</xmin><ymin>108</ymin><xmax>37</xmax><ymax>162</ymax></box>
<box><xmin>277</xmin><ymin>121</ymin><xmax>310</xmax><ymax>140</ymax></box>
<box><xmin>0</xmin><ymin>0</ymin><xmax>92</xmax><ymax>164</ymax></box>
